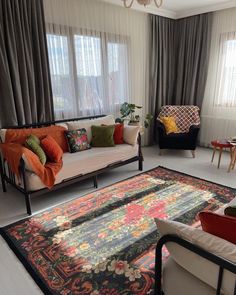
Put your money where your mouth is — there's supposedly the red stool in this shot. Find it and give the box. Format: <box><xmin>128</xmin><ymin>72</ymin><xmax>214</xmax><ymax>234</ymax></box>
<box><xmin>211</xmin><ymin>140</ymin><xmax>233</xmax><ymax>169</ymax></box>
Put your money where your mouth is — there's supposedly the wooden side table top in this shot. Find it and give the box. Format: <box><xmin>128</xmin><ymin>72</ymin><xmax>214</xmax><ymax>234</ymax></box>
<box><xmin>211</xmin><ymin>140</ymin><xmax>233</xmax><ymax>149</ymax></box>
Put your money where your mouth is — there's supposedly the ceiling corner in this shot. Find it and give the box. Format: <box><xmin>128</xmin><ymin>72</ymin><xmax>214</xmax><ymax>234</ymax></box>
<box><xmin>176</xmin><ymin>0</ymin><xmax>236</xmax><ymax>19</ymax></box>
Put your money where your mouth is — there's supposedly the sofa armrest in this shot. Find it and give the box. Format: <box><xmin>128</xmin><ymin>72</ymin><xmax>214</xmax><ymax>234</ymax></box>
<box><xmin>21</xmin><ymin>153</ymin><xmax>35</xmax><ymax>172</ymax></box>
<box><xmin>188</xmin><ymin>124</ymin><xmax>200</xmax><ymax>135</ymax></box>
<box><xmin>155</xmin><ymin>218</ymin><xmax>236</xmax><ymax>295</ymax></box>
<box><xmin>157</xmin><ymin>120</ymin><xmax>167</xmax><ymax>137</ymax></box>
<box><xmin>155</xmin><ymin>234</ymin><xmax>236</xmax><ymax>295</ymax></box>
<box><xmin>188</xmin><ymin>125</ymin><xmax>200</xmax><ymax>142</ymax></box>
<box><xmin>0</xmin><ymin>149</ymin><xmax>26</xmax><ymax>188</ymax></box>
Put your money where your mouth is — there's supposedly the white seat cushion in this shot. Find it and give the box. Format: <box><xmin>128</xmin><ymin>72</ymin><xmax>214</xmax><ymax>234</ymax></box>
<box><xmin>163</xmin><ymin>257</ymin><xmax>216</xmax><ymax>295</ymax></box>
<box><xmin>23</xmin><ymin>144</ymin><xmax>138</xmax><ymax>191</ymax></box>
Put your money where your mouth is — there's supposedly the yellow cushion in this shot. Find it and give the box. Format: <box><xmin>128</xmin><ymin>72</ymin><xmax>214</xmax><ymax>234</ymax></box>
<box><xmin>160</xmin><ymin>117</ymin><xmax>179</xmax><ymax>134</ymax></box>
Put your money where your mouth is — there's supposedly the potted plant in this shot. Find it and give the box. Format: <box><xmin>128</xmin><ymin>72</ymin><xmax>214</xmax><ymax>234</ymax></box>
<box><xmin>116</xmin><ymin>102</ymin><xmax>153</xmax><ymax>128</ymax></box>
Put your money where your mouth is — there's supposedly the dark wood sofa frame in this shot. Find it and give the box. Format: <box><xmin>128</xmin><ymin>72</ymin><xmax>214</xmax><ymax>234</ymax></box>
<box><xmin>0</xmin><ymin>115</ymin><xmax>143</xmax><ymax>216</ymax></box>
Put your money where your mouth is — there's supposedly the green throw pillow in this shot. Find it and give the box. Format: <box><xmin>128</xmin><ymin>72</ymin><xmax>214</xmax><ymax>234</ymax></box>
<box><xmin>224</xmin><ymin>206</ymin><xmax>236</xmax><ymax>217</ymax></box>
<box><xmin>29</xmin><ymin>134</ymin><xmax>40</xmax><ymax>145</ymax></box>
<box><xmin>25</xmin><ymin>135</ymin><xmax>47</xmax><ymax>165</ymax></box>
<box><xmin>91</xmin><ymin>125</ymin><xmax>115</xmax><ymax>147</ymax></box>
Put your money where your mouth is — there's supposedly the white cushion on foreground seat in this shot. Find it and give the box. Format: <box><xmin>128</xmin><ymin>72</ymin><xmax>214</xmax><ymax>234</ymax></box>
<box><xmin>155</xmin><ymin>218</ymin><xmax>236</xmax><ymax>295</ymax></box>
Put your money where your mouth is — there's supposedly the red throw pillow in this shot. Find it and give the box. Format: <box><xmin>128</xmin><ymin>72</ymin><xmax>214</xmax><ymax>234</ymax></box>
<box><xmin>199</xmin><ymin>211</ymin><xmax>236</xmax><ymax>244</ymax></box>
<box><xmin>114</xmin><ymin>123</ymin><xmax>124</xmax><ymax>144</ymax></box>
<box><xmin>101</xmin><ymin>123</ymin><xmax>124</xmax><ymax>144</ymax></box>
<box><xmin>40</xmin><ymin>135</ymin><xmax>63</xmax><ymax>163</ymax></box>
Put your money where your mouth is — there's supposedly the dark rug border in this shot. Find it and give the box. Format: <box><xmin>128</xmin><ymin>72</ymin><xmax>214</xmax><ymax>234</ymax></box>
<box><xmin>0</xmin><ymin>165</ymin><xmax>235</xmax><ymax>295</ymax></box>
<box><xmin>0</xmin><ymin>227</ymin><xmax>53</xmax><ymax>295</ymax></box>
<box><xmin>158</xmin><ymin>166</ymin><xmax>236</xmax><ymax>191</ymax></box>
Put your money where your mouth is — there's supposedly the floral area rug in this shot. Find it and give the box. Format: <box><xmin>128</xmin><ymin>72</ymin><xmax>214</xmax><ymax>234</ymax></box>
<box><xmin>1</xmin><ymin>166</ymin><xmax>235</xmax><ymax>295</ymax></box>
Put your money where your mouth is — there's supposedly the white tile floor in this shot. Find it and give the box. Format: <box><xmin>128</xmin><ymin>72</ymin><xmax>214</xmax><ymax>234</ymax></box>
<box><xmin>0</xmin><ymin>146</ymin><xmax>235</xmax><ymax>294</ymax></box>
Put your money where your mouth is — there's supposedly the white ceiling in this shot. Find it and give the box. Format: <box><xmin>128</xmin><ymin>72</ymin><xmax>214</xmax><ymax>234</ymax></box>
<box><xmin>102</xmin><ymin>0</ymin><xmax>236</xmax><ymax>19</ymax></box>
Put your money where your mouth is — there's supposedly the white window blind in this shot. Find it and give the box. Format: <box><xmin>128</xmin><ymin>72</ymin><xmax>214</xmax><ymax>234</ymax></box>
<box><xmin>46</xmin><ymin>28</ymin><xmax>130</xmax><ymax>119</ymax></box>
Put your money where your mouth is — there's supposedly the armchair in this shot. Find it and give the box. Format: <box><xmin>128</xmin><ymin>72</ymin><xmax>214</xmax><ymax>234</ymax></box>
<box><xmin>157</xmin><ymin>105</ymin><xmax>200</xmax><ymax>157</ymax></box>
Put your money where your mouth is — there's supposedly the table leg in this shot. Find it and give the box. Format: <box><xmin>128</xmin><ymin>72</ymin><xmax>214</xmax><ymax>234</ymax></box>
<box><xmin>233</xmin><ymin>149</ymin><xmax>236</xmax><ymax>170</ymax></box>
<box><xmin>228</xmin><ymin>147</ymin><xmax>233</xmax><ymax>172</ymax></box>
<box><xmin>228</xmin><ymin>147</ymin><xmax>236</xmax><ymax>172</ymax></box>
<box><xmin>211</xmin><ymin>147</ymin><xmax>216</xmax><ymax>163</ymax></box>
<box><xmin>218</xmin><ymin>148</ymin><xmax>222</xmax><ymax>169</ymax></box>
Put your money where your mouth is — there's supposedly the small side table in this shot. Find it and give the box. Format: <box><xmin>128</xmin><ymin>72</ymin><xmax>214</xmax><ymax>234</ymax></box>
<box><xmin>211</xmin><ymin>140</ymin><xmax>233</xmax><ymax>169</ymax></box>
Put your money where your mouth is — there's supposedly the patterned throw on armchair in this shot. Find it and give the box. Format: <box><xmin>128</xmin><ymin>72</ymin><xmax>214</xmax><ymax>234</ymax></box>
<box><xmin>157</xmin><ymin>105</ymin><xmax>200</xmax><ymax>157</ymax></box>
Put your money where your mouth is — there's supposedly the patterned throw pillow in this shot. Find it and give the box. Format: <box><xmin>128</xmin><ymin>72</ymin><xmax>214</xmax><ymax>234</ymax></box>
<box><xmin>160</xmin><ymin>116</ymin><xmax>179</xmax><ymax>134</ymax></box>
<box><xmin>25</xmin><ymin>135</ymin><xmax>47</xmax><ymax>165</ymax></box>
<box><xmin>65</xmin><ymin>129</ymin><xmax>90</xmax><ymax>153</ymax></box>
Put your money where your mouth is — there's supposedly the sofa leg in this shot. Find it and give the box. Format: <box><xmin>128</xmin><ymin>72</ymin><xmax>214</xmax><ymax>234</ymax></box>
<box><xmin>25</xmin><ymin>194</ymin><xmax>32</xmax><ymax>215</ymax></box>
<box><xmin>93</xmin><ymin>176</ymin><xmax>98</xmax><ymax>189</ymax></box>
<box><xmin>0</xmin><ymin>157</ymin><xmax>7</xmax><ymax>192</ymax></box>
<box><xmin>1</xmin><ymin>176</ymin><xmax>7</xmax><ymax>192</ymax></box>
<box><xmin>191</xmin><ymin>150</ymin><xmax>196</xmax><ymax>158</ymax></box>
<box><xmin>139</xmin><ymin>158</ymin><xmax>143</xmax><ymax>171</ymax></box>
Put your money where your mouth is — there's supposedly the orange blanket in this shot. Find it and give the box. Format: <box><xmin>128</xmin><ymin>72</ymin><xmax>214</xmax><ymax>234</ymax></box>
<box><xmin>5</xmin><ymin>125</ymin><xmax>68</xmax><ymax>152</ymax></box>
<box><xmin>0</xmin><ymin>143</ymin><xmax>62</xmax><ymax>189</ymax></box>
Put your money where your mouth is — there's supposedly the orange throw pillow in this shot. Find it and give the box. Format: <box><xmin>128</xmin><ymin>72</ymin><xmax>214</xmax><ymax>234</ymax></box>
<box><xmin>41</xmin><ymin>135</ymin><xmax>63</xmax><ymax>163</ymax></box>
<box><xmin>199</xmin><ymin>211</ymin><xmax>236</xmax><ymax>244</ymax></box>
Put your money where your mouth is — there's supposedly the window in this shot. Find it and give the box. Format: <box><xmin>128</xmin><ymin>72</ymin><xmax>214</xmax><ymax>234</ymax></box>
<box><xmin>74</xmin><ymin>36</ymin><xmax>102</xmax><ymax>77</ymax></box>
<box><xmin>46</xmin><ymin>28</ymin><xmax>129</xmax><ymax>118</ymax></box>
<box><xmin>108</xmin><ymin>42</ymin><xmax>129</xmax><ymax>105</ymax></box>
<box><xmin>47</xmin><ymin>34</ymin><xmax>72</xmax><ymax>112</ymax></box>
<box><xmin>214</xmin><ymin>32</ymin><xmax>236</xmax><ymax>107</ymax></box>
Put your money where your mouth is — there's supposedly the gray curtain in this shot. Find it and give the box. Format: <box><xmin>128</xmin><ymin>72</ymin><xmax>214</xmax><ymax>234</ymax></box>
<box><xmin>149</xmin><ymin>13</ymin><xmax>213</xmax><ymax>142</ymax></box>
<box><xmin>149</xmin><ymin>15</ymin><xmax>176</xmax><ymax>115</ymax></box>
<box><xmin>174</xmin><ymin>14</ymin><xmax>213</xmax><ymax>107</ymax></box>
<box><xmin>0</xmin><ymin>0</ymin><xmax>54</xmax><ymax>127</ymax></box>
<box><xmin>149</xmin><ymin>15</ymin><xmax>176</xmax><ymax>141</ymax></box>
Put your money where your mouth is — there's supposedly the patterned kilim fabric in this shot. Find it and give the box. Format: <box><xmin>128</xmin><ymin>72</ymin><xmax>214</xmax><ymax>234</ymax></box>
<box><xmin>1</xmin><ymin>167</ymin><xmax>235</xmax><ymax>295</ymax></box>
<box><xmin>158</xmin><ymin>105</ymin><xmax>200</xmax><ymax>133</ymax></box>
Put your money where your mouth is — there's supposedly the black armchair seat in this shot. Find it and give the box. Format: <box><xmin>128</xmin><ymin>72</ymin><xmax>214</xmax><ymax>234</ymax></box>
<box><xmin>156</xmin><ymin>106</ymin><xmax>201</xmax><ymax>157</ymax></box>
